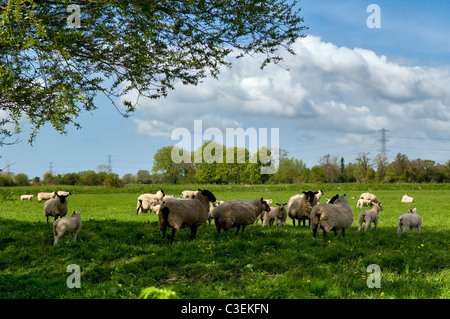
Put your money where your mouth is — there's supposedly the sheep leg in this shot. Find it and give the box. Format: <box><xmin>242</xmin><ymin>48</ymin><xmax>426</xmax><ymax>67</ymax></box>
<box><xmin>374</xmin><ymin>219</ymin><xmax>378</xmax><ymax>231</ymax></box>
<box><xmin>190</xmin><ymin>225</ymin><xmax>197</xmax><ymax>240</ymax></box>
<box><xmin>71</xmin><ymin>232</ymin><xmax>78</xmax><ymax>243</ymax></box>
<box><xmin>235</xmin><ymin>225</ymin><xmax>241</xmax><ymax>235</ymax></box>
<box><xmin>417</xmin><ymin>224</ymin><xmax>421</xmax><ymax>234</ymax></box>
<box><xmin>241</xmin><ymin>225</ymin><xmax>246</xmax><ymax>233</ymax></box>
<box><xmin>341</xmin><ymin>228</ymin><xmax>346</xmax><ymax>237</ymax></box>
<box><xmin>170</xmin><ymin>228</ymin><xmax>176</xmax><ymax>244</ymax></box>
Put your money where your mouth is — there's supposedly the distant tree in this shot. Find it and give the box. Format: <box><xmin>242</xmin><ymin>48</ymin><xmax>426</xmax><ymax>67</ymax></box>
<box><xmin>14</xmin><ymin>173</ymin><xmax>29</xmax><ymax>186</ymax></box>
<box><xmin>122</xmin><ymin>173</ymin><xmax>136</xmax><ymax>184</ymax></box>
<box><xmin>136</xmin><ymin>170</ymin><xmax>152</xmax><ymax>184</ymax></box>
<box><xmin>372</xmin><ymin>154</ymin><xmax>389</xmax><ymax>182</ymax></box>
<box><xmin>103</xmin><ymin>173</ymin><xmax>124</xmax><ymax>188</ymax></box>
<box><xmin>319</xmin><ymin>154</ymin><xmax>341</xmax><ymax>183</ymax></box>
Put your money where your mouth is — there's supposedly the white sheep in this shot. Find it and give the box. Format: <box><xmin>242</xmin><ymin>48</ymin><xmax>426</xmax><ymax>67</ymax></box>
<box><xmin>211</xmin><ymin>198</ymin><xmax>270</xmax><ymax>235</ymax></box>
<box><xmin>310</xmin><ymin>194</ymin><xmax>354</xmax><ymax>238</ymax></box>
<box><xmin>358</xmin><ymin>202</ymin><xmax>383</xmax><ymax>231</ymax></box>
<box><xmin>159</xmin><ymin>189</ymin><xmax>216</xmax><ymax>244</ymax></box>
<box><xmin>401</xmin><ymin>194</ymin><xmax>414</xmax><ymax>203</ymax></box>
<box><xmin>287</xmin><ymin>190</ymin><xmax>319</xmax><ymax>227</ymax></box>
<box><xmin>359</xmin><ymin>192</ymin><xmax>379</xmax><ymax>203</ymax></box>
<box><xmin>44</xmin><ymin>192</ymin><xmax>71</xmax><ymax>223</ymax></box>
<box><xmin>136</xmin><ymin>190</ymin><xmax>165</xmax><ymax>215</ymax></box>
<box><xmin>53</xmin><ymin>210</ymin><xmax>82</xmax><ymax>245</ymax></box>
<box><xmin>20</xmin><ymin>194</ymin><xmax>35</xmax><ymax>201</ymax></box>
<box><xmin>181</xmin><ymin>190</ymin><xmax>198</xmax><ymax>199</ymax></box>
<box><xmin>262</xmin><ymin>202</ymin><xmax>287</xmax><ymax>227</ymax></box>
<box><xmin>38</xmin><ymin>191</ymin><xmax>57</xmax><ymax>202</ymax></box>
<box><xmin>356</xmin><ymin>198</ymin><xmax>373</xmax><ymax>208</ymax></box>
<box><xmin>398</xmin><ymin>208</ymin><xmax>422</xmax><ymax>234</ymax></box>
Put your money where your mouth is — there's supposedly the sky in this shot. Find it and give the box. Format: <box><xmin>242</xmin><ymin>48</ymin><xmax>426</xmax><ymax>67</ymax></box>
<box><xmin>2</xmin><ymin>0</ymin><xmax>450</xmax><ymax>178</ymax></box>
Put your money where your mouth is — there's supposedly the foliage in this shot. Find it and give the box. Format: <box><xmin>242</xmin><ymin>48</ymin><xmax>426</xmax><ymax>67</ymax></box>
<box><xmin>0</xmin><ymin>0</ymin><xmax>306</xmax><ymax>143</ymax></box>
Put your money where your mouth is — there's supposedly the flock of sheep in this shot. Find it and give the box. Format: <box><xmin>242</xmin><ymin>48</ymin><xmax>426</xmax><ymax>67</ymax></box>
<box><xmin>133</xmin><ymin>189</ymin><xmax>423</xmax><ymax>244</ymax></box>
<box><xmin>17</xmin><ymin>189</ymin><xmax>421</xmax><ymax>245</ymax></box>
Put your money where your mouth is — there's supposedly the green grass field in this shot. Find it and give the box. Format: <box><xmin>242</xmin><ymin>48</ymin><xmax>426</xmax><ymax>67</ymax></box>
<box><xmin>0</xmin><ymin>184</ymin><xmax>448</xmax><ymax>299</ymax></box>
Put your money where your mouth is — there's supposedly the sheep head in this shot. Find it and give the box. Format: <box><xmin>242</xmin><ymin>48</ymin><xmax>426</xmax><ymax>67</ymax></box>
<box><xmin>260</xmin><ymin>198</ymin><xmax>271</xmax><ymax>212</ymax></box>
<box><xmin>302</xmin><ymin>190</ymin><xmax>319</xmax><ymax>204</ymax></box>
<box><xmin>198</xmin><ymin>189</ymin><xmax>216</xmax><ymax>203</ymax></box>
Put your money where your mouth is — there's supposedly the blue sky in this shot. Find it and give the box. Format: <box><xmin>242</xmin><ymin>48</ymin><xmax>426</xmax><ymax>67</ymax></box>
<box><xmin>2</xmin><ymin>0</ymin><xmax>450</xmax><ymax>178</ymax></box>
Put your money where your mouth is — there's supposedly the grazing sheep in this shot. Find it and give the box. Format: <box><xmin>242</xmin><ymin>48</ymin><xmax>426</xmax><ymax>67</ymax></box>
<box><xmin>38</xmin><ymin>191</ymin><xmax>57</xmax><ymax>202</ymax></box>
<box><xmin>262</xmin><ymin>202</ymin><xmax>287</xmax><ymax>227</ymax></box>
<box><xmin>359</xmin><ymin>192</ymin><xmax>379</xmax><ymax>203</ymax></box>
<box><xmin>357</xmin><ymin>198</ymin><xmax>373</xmax><ymax>208</ymax></box>
<box><xmin>44</xmin><ymin>192</ymin><xmax>71</xmax><ymax>223</ymax></box>
<box><xmin>358</xmin><ymin>202</ymin><xmax>383</xmax><ymax>231</ymax></box>
<box><xmin>401</xmin><ymin>194</ymin><xmax>414</xmax><ymax>203</ymax></box>
<box><xmin>287</xmin><ymin>191</ymin><xmax>319</xmax><ymax>227</ymax></box>
<box><xmin>53</xmin><ymin>210</ymin><xmax>82</xmax><ymax>245</ymax></box>
<box><xmin>20</xmin><ymin>194</ymin><xmax>35</xmax><ymax>201</ymax></box>
<box><xmin>398</xmin><ymin>208</ymin><xmax>422</xmax><ymax>234</ymax></box>
<box><xmin>181</xmin><ymin>190</ymin><xmax>198</xmax><ymax>199</ymax></box>
<box><xmin>136</xmin><ymin>190</ymin><xmax>165</xmax><ymax>215</ymax></box>
<box><xmin>310</xmin><ymin>194</ymin><xmax>354</xmax><ymax>238</ymax></box>
<box><xmin>211</xmin><ymin>198</ymin><xmax>270</xmax><ymax>235</ymax></box>
<box><xmin>159</xmin><ymin>189</ymin><xmax>216</xmax><ymax>244</ymax></box>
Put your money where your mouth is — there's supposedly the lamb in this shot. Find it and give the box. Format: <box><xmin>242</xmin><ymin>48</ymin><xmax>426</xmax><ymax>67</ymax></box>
<box><xmin>401</xmin><ymin>194</ymin><xmax>414</xmax><ymax>203</ymax></box>
<box><xmin>397</xmin><ymin>208</ymin><xmax>422</xmax><ymax>234</ymax></box>
<box><xmin>159</xmin><ymin>189</ymin><xmax>216</xmax><ymax>244</ymax></box>
<box><xmin>357</xmin><ymin>198</ymin><xmax>373</xmax><ymax>208</ymax></box>
<box><xmin>38</xmin><ymin>191</ymin><xmax>57</xmax><ymax>202</ymax></box>
<box><xmin>359</xmin><ymin>192</ymin><xmax>379</xmax><ymax>203</ymax></box>
<box><xmin>53</xmin><ymin>210</ymin><xmax>82</xmax><ymax>245</ymax></box>
<box><xmin>181</xmin><ymin>190</ymin><xmax>198</xmax><ymax>199</ymax></box>
<box><xmin>136</xmin><ymin>190</ymin><xmax>165</xmax><ymax>215</ymax></box>
<box><xmin>44</xmin><ymin>192</ymin><xmax>71</xmax><ymax>223</ymax></box>
<box><xmin>211</xmin><ymin>198</ymin><xmax>270</xmax><ymax>235</ymax></box>
<box><xmin>262</xmin><ymin>202</ymin><xmax>287</xmax><ymax>227</ymax></box>
<box><xmin>287</xmin><ymin>190</ymin><xmax>319</xmax><ymax>226</ymax></box>
<box><xmin>20</xmin><ymin>194</ymin><xmax>35</xmax><ymax>201</ymax></box>
<box><xmin>310</xmin><ymin>194</ymin><xmax>354</xmax><ymax>238</ymax></box>
<box><xmin>358</xmin><ymin>202</ymin><xmax>383</xmax><ymax>231</ymax></box>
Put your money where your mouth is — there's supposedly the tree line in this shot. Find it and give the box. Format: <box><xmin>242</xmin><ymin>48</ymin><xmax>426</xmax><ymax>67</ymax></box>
<box><xmin>1</xmin><ymin>143</ymin><xmax>449</xmax><ymax>187</ymax></box>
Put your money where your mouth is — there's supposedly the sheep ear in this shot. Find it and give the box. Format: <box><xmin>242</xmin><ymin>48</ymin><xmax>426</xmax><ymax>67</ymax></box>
<box><xmin>314</xmin><ymin>191</ymin><xmax>319</xmax><ymax>194</ymax></box>
<box><xmin>302</xmin><ymin>191</ymin><xmax>307</xmax><ymax>195</ymax></box>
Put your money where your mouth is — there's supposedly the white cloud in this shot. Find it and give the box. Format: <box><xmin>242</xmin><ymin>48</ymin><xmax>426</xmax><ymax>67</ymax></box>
<box><xmin>122</xmin><ymin>35</ymin><xmax>450</xmax><ymax>143</ymax></box>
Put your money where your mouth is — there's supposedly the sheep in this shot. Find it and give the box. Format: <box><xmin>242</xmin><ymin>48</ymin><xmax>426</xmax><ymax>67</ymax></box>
<box><xmin>181</xmin><ymin>190</ymin><xmax>198</xmax><ymax>199</ymax></box>
<box><xmin>262</xmin><ymin>202</ymin><xmax>287</xmax><ymax>227</ymax></box>
<box><xmin>315</xmin><ymin>190</ymin><xmax>324</xmax><ymax>202</ymax></box>
<box><xmin>255</xmin><ymin>199</ymin><xmax>272</xmax><ymax>224</ymax></box>
<box><xmin>357</xmin><ymin>198</ymin><xmax>373</xmax><ymax>208</ymax></box>
<box><xmin>359</xmin><ymin>192</ymin><xmax>379</xmax><ymax>203</ymax></box>
<box><xmin>136</xmin><ymin>190</ymin><xmax>165</xmax><ymax>215</ymax></box>
<box><xmin>159</xmin><ymin>189</ymin><xmax>216</xmax><ymax>244</ymax></box>
<box><xmin>358</xmin><ymin>202</ymin><xmax>383</xmax><ymax>231</ymax></box>
<box><xmin>310</xmin><ymin>194</ymin><xmax>354</xmax><ymax>238</ymax></box>
<box><xmin>211</xmin><ymin>198</ymin><xmax>270</xmax><ymax>235</ymax></box>
<box><xmin>287</xmin><ymin>190</ymin><xmax>319</xmax><ymax>227</ymax></box>
<box><xmin>44</xmin><ymin>192</ymin><xmax>71</xmax><ymax>223</ymax></box>
<box><xmin>401</xmin><ymin>194</ymin><xmax>414</xmax><ymax>203</ymax></box>
<box><xmin>38</xmin><ymin>191</ymin><xmax>57</xmax><ymax>202</ymax></box>
<box><xmin>20</xmin><ymin>194</ymin><xmax>35</xmax><ymax>201</ymax></box>
<box><xmin>397</xmin><ymin>208</ymin><xmax>422</xmax><ymax>234</ymax></box>
<box><xmin>53</xmin><ymin>210</ymin><xmax>82</xmax><ymax>245</ymax></box>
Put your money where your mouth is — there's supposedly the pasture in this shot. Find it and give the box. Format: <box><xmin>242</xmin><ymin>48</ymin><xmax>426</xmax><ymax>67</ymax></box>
<box><xmin>0</xmin><ymin>184</ymin><xmax>448</xmax><ymax>299</ymax></box>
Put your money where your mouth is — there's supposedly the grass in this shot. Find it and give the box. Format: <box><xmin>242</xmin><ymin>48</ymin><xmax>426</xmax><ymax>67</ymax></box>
<box><xmin>0</xmin><ymin>183</ymin><xmax>448</xmax><ymax>299</ymax></box>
